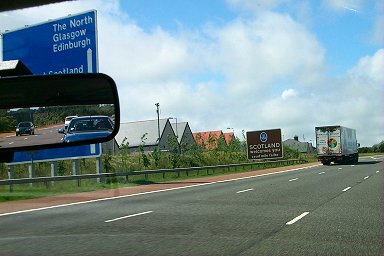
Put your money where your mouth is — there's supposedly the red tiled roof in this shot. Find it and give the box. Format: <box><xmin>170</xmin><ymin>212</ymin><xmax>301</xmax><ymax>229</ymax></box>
<box><xmin>193</xmin><ymin>130</ymin><xmax>223</xmax><ymax>149</ymax></box>
<box><xmin>223</xmin><ymin>132</ymin><xmax>234</xmax><ymax>144</ymax></box>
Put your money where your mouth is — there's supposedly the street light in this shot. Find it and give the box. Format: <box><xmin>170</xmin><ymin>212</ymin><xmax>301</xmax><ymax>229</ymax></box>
<box><xmin>227</xmin><ymin>127</ymin><xmax>234</xmax><ymax>134</ymax></box>
<box><xmin>155</xmin><ymin>103</ymin><xmax>160</xmax><ymax>143</ymax></box>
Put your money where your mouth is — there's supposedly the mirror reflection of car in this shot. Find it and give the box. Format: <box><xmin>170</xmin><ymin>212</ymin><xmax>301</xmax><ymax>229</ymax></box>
<box><xmin>58</xmin><ymin>116</ymin><xmax>114</xmax><ymax>143</ymax></box>
<box><xmin>64</xmin><ymin>115</ymin><xmax>78</xmax><ymax>130</ymax></box>
<box><xmin>0</xmin><ymin>73</ymin><xmax>120</xmax><ymax>163</ymax></box>
<box><xmin>16</xmin><ymin>121</ymin><xmax>35</xmax><ymax>136</ymax></box>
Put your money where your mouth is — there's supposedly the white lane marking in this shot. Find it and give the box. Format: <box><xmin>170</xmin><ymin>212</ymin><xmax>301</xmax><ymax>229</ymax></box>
<box><xmin>289</xmin><ymin>178</ymin><xmax>298</xmax><ymax>182</ymax></box>
<box><xmin>376</xmin><ymin>171</ymin><xmax>380</xmax><ymax>173</ymax></box>
<box><xmin>364</xmin><ymin>176</ymin><xmax>369</xmax><ymax>180</ymax></box>
<box><xmin>342</xmin><ymin>187</ymin><xmax>351</xmax><ymax>192</ymax></box>
<box><xmin>338</xmin><ymin>168</ymin><xmax>343</xmax><ymax>170</ymax></box>
<box><xmin>318</xmin><ymin>172</ymin><xmax>325</xmax><ymax>175</ymax></box>
<box><xmin>105</xmin><ymin>211</ymin><xmax>153</xmax><ymax>223</ymax></box>
<box><xmin>286</xmin><ymin>212</ymin><xmax>310</xmax><ymax>225</ymax></box>
<box><xmin>8</xmin><ymin>142</ymin><xmax>14</xmax><ymax>145</ymax></box>
<box><xmin>0</xmin><ymin>164</ymin><xmax>321</xmax><ymax>217</ymax></box>
<box><xmin>236</xmin><ymin>188</ymin><xmax>254</xmax><ymax>194</ymax></box>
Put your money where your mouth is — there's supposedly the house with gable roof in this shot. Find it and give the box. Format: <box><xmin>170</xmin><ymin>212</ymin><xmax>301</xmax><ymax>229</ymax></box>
<box><xmin>223</xmin><ymin>132</ymin><xmax>234</xmax><ymax>145</ymax></box>
<box><xmin>283</xmin><ymin>135</ymin><xmax>315</xmax><ymax>154</ymax></box>
<box><xmin>170</xmin><ymin>121</ymin><xmax>196</xmax><ymax>152</ymax></box>
<box><xmin>115</xmin><ymin>118</ymin><xmax>177</xmax><ymax>153</ymax></box>
<box><xmin>192</xmin><ymin>130</ymin><xmax>225</xmax><ymax>150</ymax></box>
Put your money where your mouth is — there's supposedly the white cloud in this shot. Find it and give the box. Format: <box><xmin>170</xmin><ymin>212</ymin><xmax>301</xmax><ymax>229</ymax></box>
<box><xmin>281</xmin><ymin>89</ymin><xmax>297</xmax><ymax>100</ymax></box>
<box><xmin>204</xmin><ymin>12</ymin><xmax>325</xmax><ymax>95</ymax></box>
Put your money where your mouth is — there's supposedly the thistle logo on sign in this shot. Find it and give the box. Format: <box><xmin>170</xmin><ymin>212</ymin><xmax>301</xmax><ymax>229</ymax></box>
<box><xmin>260</xmin><ymin>132</ymin><xmax>268</xmax><ymax>143</ymax></box>
<box><xmin>247</xmin><ymin>129</ymin><xmax>283</xmax><ymax>160</ymax></box>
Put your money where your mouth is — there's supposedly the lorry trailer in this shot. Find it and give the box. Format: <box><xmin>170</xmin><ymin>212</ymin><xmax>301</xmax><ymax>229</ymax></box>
<box><xmin>315</xmin><ymin>125</ymin><xmax>359</xmax><ymax>165</ymax></box>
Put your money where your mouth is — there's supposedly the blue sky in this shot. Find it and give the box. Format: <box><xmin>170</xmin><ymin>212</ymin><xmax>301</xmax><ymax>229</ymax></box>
<box><xmin>119</xmin><ymin>0</ymin><xmax>380</xmax><ymax>75</ymax></box>
<box><xmin>0</xmin><ymin>0</ymin><xmax>383</xmax><ymax>146</ymax></box>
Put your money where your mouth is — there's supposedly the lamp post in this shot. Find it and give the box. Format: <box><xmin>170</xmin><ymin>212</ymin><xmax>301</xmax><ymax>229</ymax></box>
<box><xmin>155</xmin><ymin>103</ymin><xmax>160</xmax><ymax>143</ymax></box>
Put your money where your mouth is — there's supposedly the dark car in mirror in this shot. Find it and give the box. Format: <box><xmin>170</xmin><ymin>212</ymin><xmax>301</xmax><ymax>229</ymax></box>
<box><xmin>0</xmin><ymin>73</ymin><xmax>120</xmax><ymax>153</ymax></box>
<box><xmin>16</xmin><ymin>121</ymin><xmax>35</xmax><ymax>136</ymax></box>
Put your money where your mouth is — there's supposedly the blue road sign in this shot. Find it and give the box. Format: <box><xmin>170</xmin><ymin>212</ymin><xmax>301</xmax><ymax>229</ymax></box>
<box><xmin>1</xmin><ymin>10</ymin><xmax>98</xmax><ymax>74</ymax></box>
<box><xmin>10</xmin><ymin>144</ymin><xmax>101</xmax><ymax>164</ymax></box>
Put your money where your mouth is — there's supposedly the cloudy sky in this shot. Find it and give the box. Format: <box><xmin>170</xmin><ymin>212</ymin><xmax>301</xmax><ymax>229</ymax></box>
<box><xmin>1</xmin><ymin>0</ymin><xmax>383</xmax><ymax>147</ymax></box>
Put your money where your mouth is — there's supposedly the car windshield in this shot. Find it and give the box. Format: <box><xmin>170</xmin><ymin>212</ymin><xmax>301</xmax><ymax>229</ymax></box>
<box><xmin>65</xmin><ymin>117</ymin><xmax>76</xmax><ymax>122</ymax></box>
<box><xmin>0</xmin><ymin>1</ymin><xmax>383</xmax><ymax>256</ymax></box>
<box><xmin>18</xmin><ymin>122</ymin><xmax>31</xmax><ymax>127</ymax></box>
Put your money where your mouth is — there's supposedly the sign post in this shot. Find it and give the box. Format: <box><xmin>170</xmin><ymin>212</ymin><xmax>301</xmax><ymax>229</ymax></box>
<box><xmin>247</xmin><ymin>129</ymin><xmax>283</xmax><ymax>160</ymax></box>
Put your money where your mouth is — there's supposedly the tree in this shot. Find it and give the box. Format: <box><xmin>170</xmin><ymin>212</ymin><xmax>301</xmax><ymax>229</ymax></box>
<box><xmin>139</xmin><ymin>133</ymin><xmax>150</xmax><ymax>168</ymax></box>
<box><xmin>216</xmin><ymin>134</ymin><xmax>227</xmax><ymax>151</ymax></box>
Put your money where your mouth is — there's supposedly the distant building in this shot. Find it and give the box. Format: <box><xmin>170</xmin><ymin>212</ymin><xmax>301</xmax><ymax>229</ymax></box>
<box><xmin>170</xmin><ymin>122</ymin><xmax>196</xmax><ymax>152</ymax></box>
<box><xmin>193</xmin><ymin>130</ymin><xmax>224</xmax><ymax>150</ymax></box>
<box><xmin>283</xmin><ymin>135</ymin><xmax>315</xmax><ymax>154</ymax></box>
<box><xmin>223</xmin><ymin>132</ymin><xmax>234</xmax><ymax>145</ymax></box>
<box><xmin>115</xmin><ymin>118</ymin><xmax>177</xmax><ymax>153</ymax></box>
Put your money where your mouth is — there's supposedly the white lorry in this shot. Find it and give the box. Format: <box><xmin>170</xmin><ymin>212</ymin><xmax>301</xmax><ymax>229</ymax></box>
<box><xmin>315</xmin><ymin>125</ymin><xmax>359</xmax><ymax>165</ymax></box>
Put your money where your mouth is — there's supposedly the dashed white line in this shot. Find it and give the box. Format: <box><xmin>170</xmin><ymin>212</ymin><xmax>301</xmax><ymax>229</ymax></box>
<box><xmin>338</xmin><ymin>168</ymin><xmax>343</xmax><ymax>170</ymax></box>
<box><xmin>105</xmin><ymin>211</ymin><xmax>153</xmax><ymax>223</ymax></box>
<box><xmin>236</xmin><ymin>188</ymin><xmax>254</xmax><ymax>194</ymax></box>
<box><xmin>342</xmin><ymin>187</ymin><xmax>351</xmax><ymax>192</ymax></box>
<box><xmin>318</xmin><ymin>172</ymin><xmax>325</xmax><ymax>175</ymax></box>
<box><xmin>289</xmin><ymin>178</ymin><xmax>298</xmax><ymax>182</ymax></box>
<box><xmin>364</xmin><ymin>176</ymin><xmax>369</xmax><ymax>180</ymax></box>
<box><xmin>376</xmin><ymin>171</ymin><xmax>380</xmax><ymax>173</ymax></box>
<box><xmin>286</xmin><ymin>212</ymin><xmax>310</xmax><ymax>225</ymax></box>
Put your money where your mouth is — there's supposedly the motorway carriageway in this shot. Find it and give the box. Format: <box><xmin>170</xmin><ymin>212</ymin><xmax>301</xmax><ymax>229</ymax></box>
<box><xmin>0</xmin><ymin>156</ymin><xmax>383</xmax><ymax>255</ymax></box>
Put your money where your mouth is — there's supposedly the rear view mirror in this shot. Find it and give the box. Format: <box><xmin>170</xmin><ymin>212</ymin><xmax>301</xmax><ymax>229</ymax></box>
<box><xmin>0</xmin><ymin>73</ymin><xmax>120</xmax><ymax>153</ymax></box>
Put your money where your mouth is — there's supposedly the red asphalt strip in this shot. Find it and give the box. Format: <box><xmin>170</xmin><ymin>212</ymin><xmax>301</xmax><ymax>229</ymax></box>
<box><xmin>0</xmin><ymin>162</ymin><xmax>319</xmax><ymax>215</ymax></box>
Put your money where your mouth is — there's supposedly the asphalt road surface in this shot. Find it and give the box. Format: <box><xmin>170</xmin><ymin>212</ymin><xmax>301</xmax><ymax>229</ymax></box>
<box><xmin>0</xmin><ymin>125</ymin><xmax>63</xmax><ymax>148</ymax></box>
<box><xmin>0</xmin><ymin>157</ymin><xmax>383</xmax><ymax>256</ymax></box>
